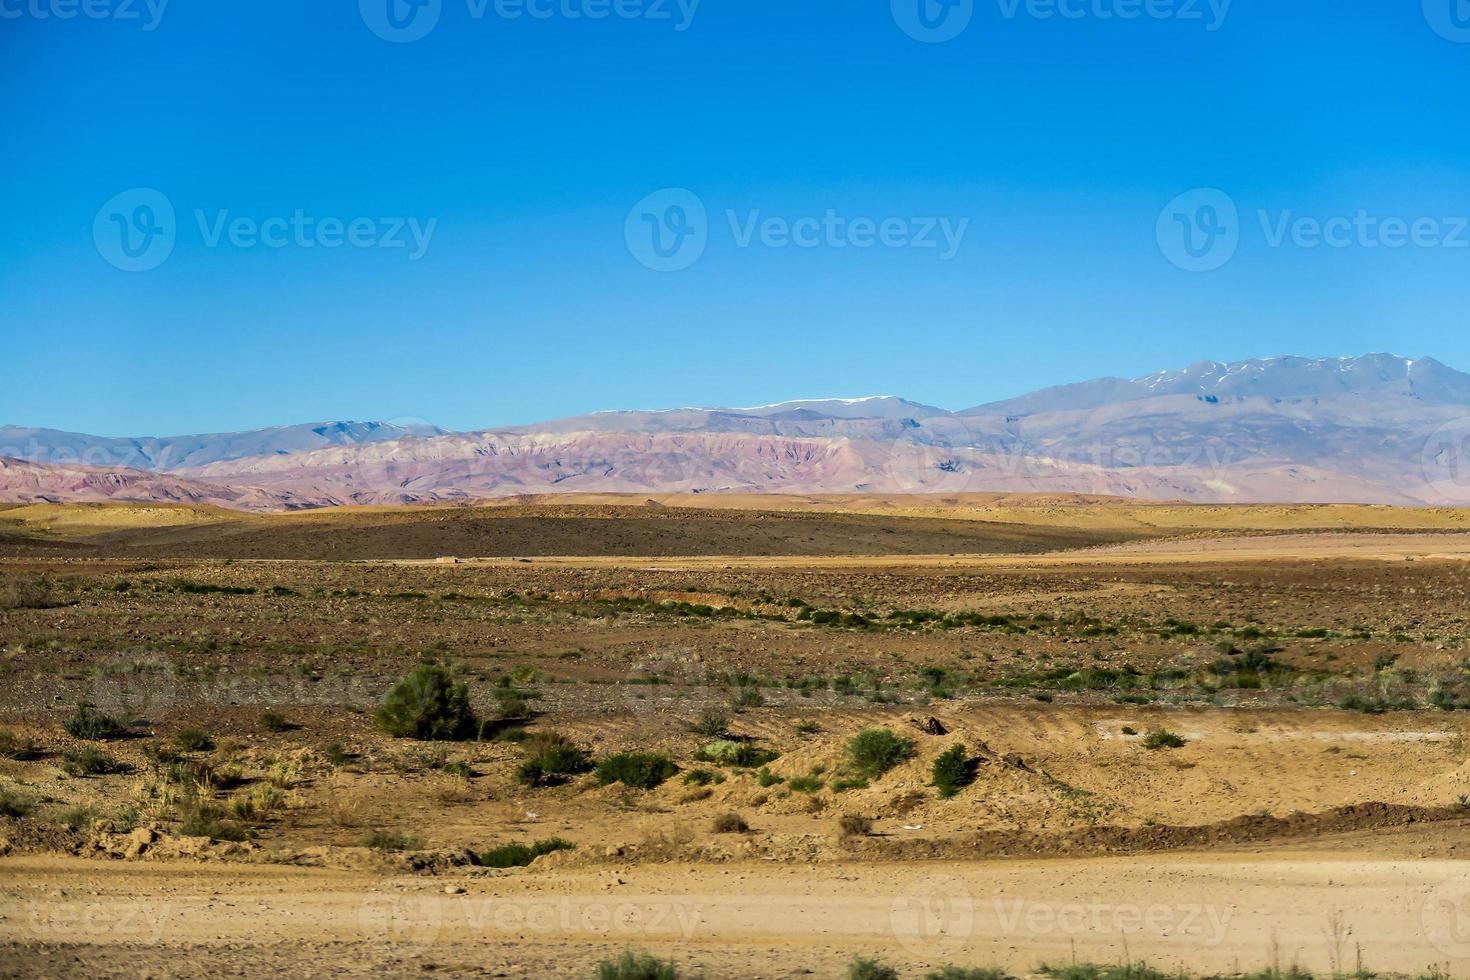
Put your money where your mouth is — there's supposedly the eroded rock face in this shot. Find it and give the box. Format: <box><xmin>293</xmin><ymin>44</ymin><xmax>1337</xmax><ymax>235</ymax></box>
<box><xmin>8</xmin><ymin>354</ymin><xmax>1468</xmax><ymax>507</ymax></box>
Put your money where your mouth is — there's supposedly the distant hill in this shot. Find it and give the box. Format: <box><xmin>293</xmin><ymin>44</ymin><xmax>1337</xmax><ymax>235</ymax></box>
<box><xmin>5</xmin><ymin>355</ymin><xmax>1467</xmax><ymax>508</ymax></box>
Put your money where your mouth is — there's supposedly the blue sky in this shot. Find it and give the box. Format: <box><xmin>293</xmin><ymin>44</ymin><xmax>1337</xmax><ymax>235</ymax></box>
<box><xmin>2</xmin><ymin>0</ymin><xmax>1468</xmax><ymax>436</ymax></box>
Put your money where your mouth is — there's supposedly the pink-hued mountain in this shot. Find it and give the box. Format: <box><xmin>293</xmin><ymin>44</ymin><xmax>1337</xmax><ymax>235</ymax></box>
<box><xmin>5</xmin><ymin>355</ymin><xmax>1468</xmax><ymax>509</ymax></box>
<box><xmin>0</xmin><ymin>456</ymin><xmax>334</xmax><ymax>511</ymax></box>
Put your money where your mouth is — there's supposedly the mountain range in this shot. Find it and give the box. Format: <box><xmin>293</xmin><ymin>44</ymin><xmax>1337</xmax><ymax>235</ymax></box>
<box><xmin>4</xmin><ymin>354</ymin><xmax>1468</xmax><ymax>509</ymax></box>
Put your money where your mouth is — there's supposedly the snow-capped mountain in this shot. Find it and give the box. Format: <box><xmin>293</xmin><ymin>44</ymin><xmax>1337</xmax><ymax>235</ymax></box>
<box><xmin>5</xmin><ymin>355</ymin><xmax>1468</xmax><ymax>508</ymax></box>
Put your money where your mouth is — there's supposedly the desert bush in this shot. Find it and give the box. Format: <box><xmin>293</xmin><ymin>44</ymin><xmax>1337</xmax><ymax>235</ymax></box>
<box><xmin>682</xmin><ymin>768</ymin><xmax>723</xmax><ymax>787</ymax></box>
<box><xmin>757</xmin><ymin>767</ymin><xmax>783</xmax><ymax>788</ymax></box>
<box><xmin>61</xmin><ymin>746</ymin><xmax>123</xmax><ymax>777</ymax></box>
<box><xmin>694</xmin><ymin>739</ymin><xmax>780</xmax><ymax>768</ymax></box>
<box><xmin>374</xmin><ymin>664</ymin><xmax>477</xmax><ymax>741</ymax></box>
<box><xmin>230</xmin><ymin>783</ymin><xmax>286</xmax><ymax>823</ymax></box>
<box><xmin>931</xmin><ymin>743</ymin><xmax>976</xmax><ymax>798</ymax></box>
<box><xmin>594</xmin><ymin>752</ymin><xmax>677</xmax><ymax>790</ymax></box>
<box><xmin>595</xmin><ymin>949</ymin><xmax>680</xmax><ymax>980</ymax></box>
<box><xmin>1142</xmin><ymin>729</ymin><xmax>1186</xmax><ymax>750</ymax></box>
<box><xmin>441</xmin><ymin>759</ymin><xmax>474</xmax><ymax>780</ymax></box>
<box><xmin>839</xmin><ymin>814</ymin><xmax>873</xmax><ymax>837</ymax></box>
<box><xmin>787</xmin><ymin>775</ymin><xmax>823</xmax><ymax>793</ymax></box>
<box><xmin>1039</xmin><ymin>962</ymin><xmax>1173</xmax><ymax>980</ymax></box>
<box><xmin>257</xmin><ymin>710</ymin><xmax>289</xmax><ymax>732</ymax></box>
<box><xmin>478</xmin><ymin>837</ymin><xmax>573</xmax><ymax>868</ymax></box>
<box><xmin>690</xmin><ymin>710</ymin><xmax>730</xmax><ymax>738</ymax></box>
<box><xmin>0</xmin><ymin>728</ymin><xmax>38</xmax><ymax>760</ymax></box>
<box><xmin>711</xmin><ymin>811</ymin><xmax>748</xmax><ymax>833</ymax></box>
<box><xmin>516</xmin><ymin>731</ymin><xmax>593</xmax><ymax>787</ymax></box>
<box><xmin>58</xmin><ymin>805</ymin><xmax>98</xmax><ymax>830</ymax></box>
<box><xmin>730</xmin><ymin>686</ymin><xmax>765</xmax><ymax>710</ymax></box>
<box><xmin>849</xmin><ymin>955</ymin><xmax>899</xmax><ymax>980</ymax></box>
<box><xmin>1238</xmin><ymin>968</ymin><xmax>1316</xmax><ymax>980</ymax></box>
<box><xmin>0</xmin><ymin>577</ymin><xmax>58</xmax><ymax>610</ymax></box>
<box><xmin>172</xmin><ymin>727</ymin><xmax>214</xmax><ymax>752</ymax></box>
<box><xmin>491</xmin><ymin>684</ymin><xmax>532</xmax><ymax>722</ymax></box>
<box><xmin>362</xmin><ymin>829</ymin><xmax>422</xmax><ymax>852</ymax></box>
<box><xmin>0</xmin><ymin>786</ymin><xmax>34</xmax><ymax>818</ymax></box>
<box><xmin>178</xmin><ymin>801</ymin><xmax>249</xmax><ymax>842</ymax></box>
<box><xmin>926</xmin><ymin>969</ymin><xmax>1011</xmax><ymax>980</ymax></box>
<box><xmin>844</xmin><ymin>728</ymin><xmax>915</xmax><ymax>779</ymax></box>
<box><xmin>63</xmin><ymin>702</ymin><xmax>126</xmax><ymax>741</ymax></box>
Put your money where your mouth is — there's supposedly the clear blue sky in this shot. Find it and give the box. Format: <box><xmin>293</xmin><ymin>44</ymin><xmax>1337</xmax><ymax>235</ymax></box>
<box><xmin>3</xmin><ymin>1</ymin><xmax>1468</xmax><ymax>436</ymax></box>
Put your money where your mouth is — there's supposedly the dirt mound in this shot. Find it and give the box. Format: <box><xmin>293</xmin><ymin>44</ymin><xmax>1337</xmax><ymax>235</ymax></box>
<box><xmin>843</xmin><ymin>802</ymin><xmax>1470</xmax><ymax>860</ymax></box>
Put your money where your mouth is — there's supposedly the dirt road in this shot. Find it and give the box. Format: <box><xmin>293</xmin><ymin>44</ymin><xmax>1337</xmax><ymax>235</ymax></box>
<box><xmin>4</xmin><ymin>850</ymin><xmax>1470</xmax><ymax>977</ymax></box>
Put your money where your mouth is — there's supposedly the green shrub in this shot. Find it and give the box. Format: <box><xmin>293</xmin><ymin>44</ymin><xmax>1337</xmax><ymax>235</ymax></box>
<box><xmin>257</xmin><ymin>710</ymin><xmax>289</xmax><ymax>732</ymax></box>
<box><xmin>787</xmin><ymin>775</ymin><xmax>823</xmax><ymax>793</ymax></box>
<box><xmin>491</xmin><ymin>685</ymin><xmax>532</xmax><ymax>721</ymax></box>
<box><xmin>59</xmin><ymin>805</ymin><xmax>98</xmax><ymax>830</ymax></box>
<box><xmin>595</xmin><ymin>752</ymin><xmax>677</xmax><ymax>790</ymax></box>
<box><xmin>844</xmin><ymin>728</ymin><xmax>915</xmax><ymax>779</ymax></box>
<box><xmin>62</xmin><ymin>746</ymin><xmax>123</xmax><ymax>777</ymax></box>
<box><xmin>926</xmin><ymin>969</ymin><xmax>1011</xmax><ymax>980</ymax></box>
<box><xmin>171</xmin><ymin>578</ymin><xmax>255</xmax><ymax>595</ymax></box>
<box><xmin>595</xmin><ymin>949</ymin><xmax>680</xmax><ymax>980</ymax></box>
<box><xmin>362</xmin><ymin>829</ymin><xmax>422</xmax><ymax>852</ymax></box>
<box><xmin>0</xmin><ymin>787</ymin><xmax>34</xmax><ymax>818</ymax></box>
<box><xmin>374</xmin><ymin>664</ymin><xmax>477</xmax><ymax>741</ymax></box>
<box><xmin>690</xmin><ymin>710</ymin><xmax>730</xmax><ymax>738</ymax></box>
<box><xmin>849</xmin><ymin>955</ymin><xmax>899</xmax><ymax>980</ymax></box>
<box><xmin>63</xmin><ymin>702</ymin><xmax>126</xmax><ymax>741</ymax></box>
<box><xmin>711</xmin><ymin>811</ymin><xmax>748</xmax><ymax>833</ymax></box>
<box><xmin>683</xmin><ymin>768</ymin><xmax>722</xmax><ymax>787</ymax></box>
<box><xmin>0</xmin><ymin>577</ymin><xmax>58</xmax><ymax>610</ymax></box>
<box><xmin>478</xmin><ymin>837</ymin><xmax>573</xmax><ymax>868</ymax></box>
<box><xmin>1142</xmin><ymin>729</ymin><xmax>1186</xmax><ymax>750</ymax></box>
<box><xmin>0</xmin><ymin>729</ymin><xmax>38</xmax><ymax>761</ymax></box>
<box><xmin>757</xmin><ymin>767</ymin><xmax>783</xmax><ymax>788</ymax></box>
<box><xmin>730</xmin><ymin>686</ymin><xmax>765</xmax><ymax>709</ymax></box>
<box><xmin>432</xmin><ymin>758</ymin><xmax>470</xmax><ymax>780</ymax></box>
<box><xmin>694</xmin><ymin>739</ymin><xmax>780</xmax><ymax>768</ymax></box>
<box><xmin>831</xmin><ymin>777</ymin><xmax>868</xmax><ymax>792</ymax></box>
<box><xmin>172</xmin><ymin>727</ymin><xmax>214</xmax><ymax>752</ymax></box>
<box><xmin>1039</xmin><ymin>962</ymin><xmax>1173</xmax><ymax>980</ymax></box>
<box><xmin>179</xmin><ymin>802</ymin><xmax>249</xmax><ymax>842</ymax></box>
<box><xmin>931</xmin><ymin>743</ymin><xmax>976</xmax><ymax>798</ymax></box>
<box><xmin>517</xmin><ymin>732</ymin><xmax>593</xmax><ymax>787</ymax></box>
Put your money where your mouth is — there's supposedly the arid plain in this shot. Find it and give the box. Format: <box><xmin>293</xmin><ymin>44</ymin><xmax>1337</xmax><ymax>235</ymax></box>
<box><xmin>3</xmin><ymin>495</ymin><xmax>1470</xmax><ymax>978</ymax></box>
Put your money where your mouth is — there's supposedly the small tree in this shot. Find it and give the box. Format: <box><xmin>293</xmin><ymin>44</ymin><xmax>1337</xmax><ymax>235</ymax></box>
<box><xmin>375</xmin><ymin>664</ymin><xmax>477</xmax><ymax>741</ymax></box>
<box><xmin>594</xmin><ymin>752</ymin><xmax>677</xmax><ymax>790</ymax></box>
<box><xmin>844</xmin><ymin>728</ymin><xmax>915</xmax><ymax>780</ymax></box>
<box><xmin>931</xmin><ymin>743</ymin><xmax>976</xmax><ymax>799</ymax></box>
<box><xmin>516</xmin><ymin>731</ymin><xmax>593</xmax><ymax>787</ymax></box>
<box><xmin>63</xmin><ymin>702</ymin><xmax>126</xmax><ymax>741</ymax></box>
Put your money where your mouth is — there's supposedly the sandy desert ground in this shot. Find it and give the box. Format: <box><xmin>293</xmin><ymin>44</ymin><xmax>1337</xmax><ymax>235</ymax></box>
<box><xmin>3</xmin><ymin>496</ymin><xmax>1470</xmax><ymax>978</ymax></box>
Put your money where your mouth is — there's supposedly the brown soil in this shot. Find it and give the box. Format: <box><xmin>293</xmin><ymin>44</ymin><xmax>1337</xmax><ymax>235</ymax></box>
<box><xmin>3</xmin><ymin>501</ymin><xmax>1470</xmax><ymax>977</ymax></box>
